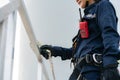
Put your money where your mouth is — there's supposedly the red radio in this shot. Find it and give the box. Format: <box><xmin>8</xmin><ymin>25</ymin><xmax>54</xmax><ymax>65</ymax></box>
<box><xmin>79</xmin><ymin>21</ymin><xmax>89</xmax><ymax>38</ymax></box>
<box><xmin>78</xmin><ymin>8</ymin><xmax>89</xmax><ymax>38</ymax></box>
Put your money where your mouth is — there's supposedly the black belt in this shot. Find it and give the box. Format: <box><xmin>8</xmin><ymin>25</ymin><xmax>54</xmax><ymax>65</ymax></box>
<box><xmin>77</xmin><ymin>53</ymin><xmax>102</xmax><ymax>67</ymax></box>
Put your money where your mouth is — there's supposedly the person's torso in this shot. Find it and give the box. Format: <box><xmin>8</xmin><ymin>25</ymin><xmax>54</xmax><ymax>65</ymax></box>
<box><xmin>73</xmin><ymin>2</ymin><xmax>104</xmax><ymax>59</ymax></box>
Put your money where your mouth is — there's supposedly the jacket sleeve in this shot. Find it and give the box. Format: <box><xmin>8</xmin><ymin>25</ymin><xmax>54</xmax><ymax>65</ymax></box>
<box><xmin>52</xmin><ymin>46</ymin><xmax>73</xmax><ymax>60</ymax></box>
<box><xmin>97</xmin><ymin>1</ymin><xmax>120</xmax><ymax>67</ymax></box>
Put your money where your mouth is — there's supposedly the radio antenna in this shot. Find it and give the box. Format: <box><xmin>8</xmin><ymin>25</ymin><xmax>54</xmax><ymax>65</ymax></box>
<box><xmin>79</xmin><ymin>8</ymin><xmax>82</xmax><ymax>22</ymax></box>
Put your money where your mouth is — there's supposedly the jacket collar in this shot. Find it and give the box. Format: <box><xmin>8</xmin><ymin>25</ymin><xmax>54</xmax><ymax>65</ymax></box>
<box><xmin>84</xmin><ymin>3</ymin><xmax>96</xmax><ymax>14</ymax></box>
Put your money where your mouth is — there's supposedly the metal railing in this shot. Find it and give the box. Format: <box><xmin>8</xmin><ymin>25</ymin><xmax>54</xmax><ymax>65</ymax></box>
<box><xmin>0</xmin><ymin>0</ymin><xmax>50</xmax><ymax>80</ymax></box>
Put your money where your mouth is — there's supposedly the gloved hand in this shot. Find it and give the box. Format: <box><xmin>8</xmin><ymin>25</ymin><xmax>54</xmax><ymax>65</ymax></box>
<box><xmin>101</xmin><ymin>64</ymin><xmax>120</xmax><ymax>80</ymax></box>
<box><xmin>39</xmin><ymin>45</ymin><xmax>53</xmax><ymax>59</ymax></box>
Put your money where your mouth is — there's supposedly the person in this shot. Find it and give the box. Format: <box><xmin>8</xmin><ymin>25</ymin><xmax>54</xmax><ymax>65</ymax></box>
<box><xmin>39</xmin><ymin>0</ymin><xmax>120</xmax><ymax>80</ymax></box>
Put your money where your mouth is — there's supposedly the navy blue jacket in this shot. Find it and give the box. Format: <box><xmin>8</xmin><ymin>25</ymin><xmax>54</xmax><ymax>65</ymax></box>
<box><xmin>52</xmin><ymin>0</ymin><xmax>120</xmax><ymax>72</ymax></box>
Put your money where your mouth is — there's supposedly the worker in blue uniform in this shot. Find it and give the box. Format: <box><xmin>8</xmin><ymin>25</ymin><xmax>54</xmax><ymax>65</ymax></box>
<box><xmin>39</xmin><ymin>0</ymin><xmax>120</xmax><ymax>80</ymax></box>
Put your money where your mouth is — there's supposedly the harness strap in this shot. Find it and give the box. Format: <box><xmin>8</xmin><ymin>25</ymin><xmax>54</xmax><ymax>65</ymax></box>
<box><xmin>77</xmin><ymin>53</ymin><xmax>102</xmax><ymax>67</ymax></box>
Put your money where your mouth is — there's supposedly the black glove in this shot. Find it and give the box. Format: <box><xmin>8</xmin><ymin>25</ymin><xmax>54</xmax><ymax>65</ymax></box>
<box><xmin>39</xmin><ymin>45</ymin><xmax>53</xmax><ymax>59</ymax></box>
<box><xmin>101</xmin><ymin>64</ymin><xmax>120</xmax><ymax>80</ymax></box>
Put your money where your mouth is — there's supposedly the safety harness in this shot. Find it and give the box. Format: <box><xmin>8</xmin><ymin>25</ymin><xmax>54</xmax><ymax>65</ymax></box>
<box><xmin>76</xmin><ymin>53</ymin><xmax>102</xmax><ymax>67</ymax></box>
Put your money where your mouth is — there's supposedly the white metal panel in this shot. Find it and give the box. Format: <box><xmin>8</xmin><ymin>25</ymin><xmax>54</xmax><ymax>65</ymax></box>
<box><xmin>0</xmin><ymin>19</ymin><xmax>8</xmax><ymax>80</ymax></box>
<box><xmin>3</xmin><ymin>12</ymin><xmax>17</xmax><ymax>80</ymax></box>
<box><xmin>0</xmin><ymin>0</ymin><xmax>17</xmax><ymax>80</ymax></box>
<box><xmin>12</xmin><ymin>12</ymin><xmax>21</xmax><ymax>80</ymax></box>
<box><xmin>0</xmin><ymin>13</ymin><xmax>16</xmax><ymax>80</ymax></box>
<box><xmin>16</xmin><ymin>13</ymin><xmax>38</xmax><ymax>80</ymax></box>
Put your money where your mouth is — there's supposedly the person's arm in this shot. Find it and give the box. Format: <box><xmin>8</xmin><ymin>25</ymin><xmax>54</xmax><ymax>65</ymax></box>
<box><xmin>40</xmin><ymin>45</ymin><xmax>73</xmax><ymax>60</ymax></box>
<box><xmin>97</xmin><ymin>1</ymin><xmax>120</xmax><ymax>80</ymax></box>
<box><xmin>52</xmin><ymin>46</ymin><xmax>73</xmax><ymax>60</ymax></box>
<box><xmin>97</xmin><ymin>0</ymin><xmax>120</xmax><ymax>67</ymax></box>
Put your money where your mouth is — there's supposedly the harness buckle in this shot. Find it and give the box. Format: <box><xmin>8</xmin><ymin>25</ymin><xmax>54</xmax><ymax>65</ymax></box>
<box><xmin>76</xmin><ymin>53</ymin><xmax>102</xmax><ymax>67</ymax></box>
<box><xmin>92</xmin><ymin>53</ymin><xmax>102</xmax><ymax>64</ymax></box>
<box><xmin>85</xmin><ymin>53</ymin><xmax>102</xmax><ymax>66</ymax></box>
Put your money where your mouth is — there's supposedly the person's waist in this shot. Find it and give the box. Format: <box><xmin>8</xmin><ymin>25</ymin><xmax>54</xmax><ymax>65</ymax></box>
<box><xmin>75</xmin><ymin>53</ymin><xmax>103</xmax><ymax>67</ymax></box>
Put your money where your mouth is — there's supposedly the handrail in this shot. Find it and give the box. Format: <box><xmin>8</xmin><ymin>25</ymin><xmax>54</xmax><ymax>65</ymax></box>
<box><xmin>18</xmin><ymin>0</ymin><xmax>49</xmax><ymax>79</ymax></box>
<box><xmin>0</xmin><ymin>0</ymin><xmax>50</xmax><ymax>80</ymax></box>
